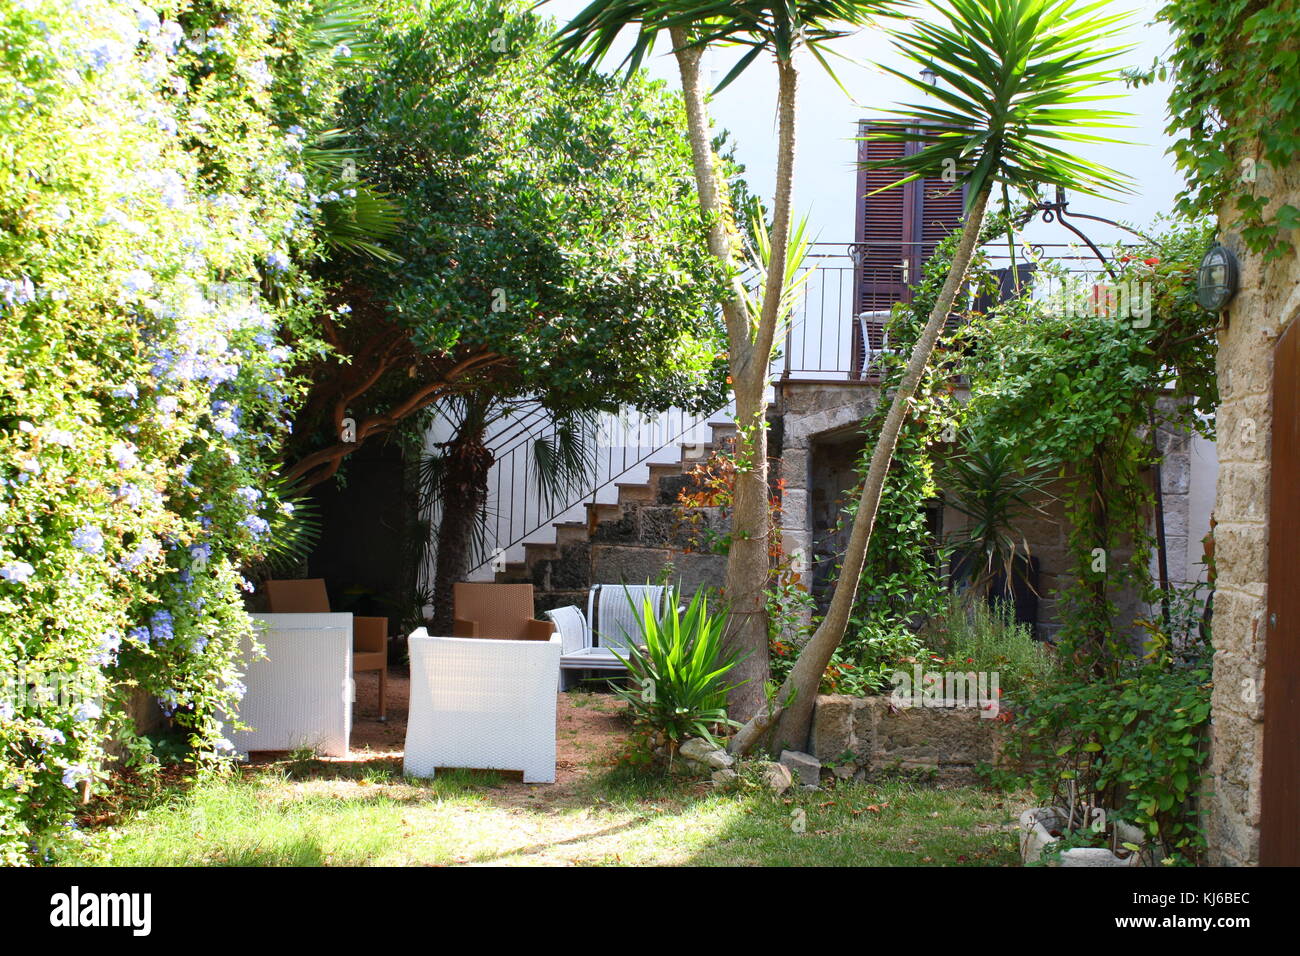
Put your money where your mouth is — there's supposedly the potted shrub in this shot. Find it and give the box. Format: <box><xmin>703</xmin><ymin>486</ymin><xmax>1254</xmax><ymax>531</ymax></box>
<box><xmin>1005</xmin><ymin>659</ymin><xmax>1212</xmax><ymax>867</ymax></box>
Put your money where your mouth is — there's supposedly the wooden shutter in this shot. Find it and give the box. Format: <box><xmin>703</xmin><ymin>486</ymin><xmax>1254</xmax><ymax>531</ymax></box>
<box><xmin>915</xmin><ymin>174</ymin><xmax>967</xmax><ymax>332</ymax></box>
<box><xmin>853</xmin><ymin>120</ymin><xmax>967</xmax><ymax>371</ymax></box>
<box><xmin>853</xmin><ymin>120</ymin><xmax>911</xmax><ymax>373</ymax></box>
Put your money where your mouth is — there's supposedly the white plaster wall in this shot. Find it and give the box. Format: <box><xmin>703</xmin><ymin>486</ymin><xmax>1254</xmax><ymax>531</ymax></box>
<box><xmin>1187</xmin><ymin>431</ymin><xmax>1219</xmax><ymax>585</ymax></box>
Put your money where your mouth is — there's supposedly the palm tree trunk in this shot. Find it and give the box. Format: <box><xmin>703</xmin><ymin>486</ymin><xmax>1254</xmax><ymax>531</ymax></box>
<box><xmin>671</xmin><ymin>32</ymin><xmax>798</xmax><ymax>721</ymax></box>
<box><xmin>429</xmin><ymin>425</ymin><xmax>493</xmax><ymax>635</ymax></box>
<box><xmin>732</xmin><ymin>188</ymin><xmax>991</xmax><ymax>755</ymax></box>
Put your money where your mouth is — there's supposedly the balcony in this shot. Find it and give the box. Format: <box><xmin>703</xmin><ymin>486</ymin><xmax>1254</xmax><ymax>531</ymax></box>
<box><xmin>777</xmin><ymin>240</ymin><xmax>1123</xmax><ymax>383</ymax></box>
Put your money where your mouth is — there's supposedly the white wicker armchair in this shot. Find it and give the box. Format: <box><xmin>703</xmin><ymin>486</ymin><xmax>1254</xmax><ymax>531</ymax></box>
<box><xmin>545</xmin><ymin>584</ymin><xmax>670</xmax><ymax>690</ymax></box>
<box><xmin>227</xmin><ymin>612</ymin><xmax>353</xmax><ymax>758</ymax></box>
<box><xmin>403</xmin><ymin>628</ymin><xmax>561</xmax><ymax>783</ymax></box>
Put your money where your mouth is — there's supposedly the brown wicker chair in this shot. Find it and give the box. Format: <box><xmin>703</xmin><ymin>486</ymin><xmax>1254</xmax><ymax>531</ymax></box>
<box><xmin>264</xmin><ymin>578</ymin><xmax>388</xmax><ymax>720</ymax></box>
<box><xmin>452</xmin><ymin>582</ymin><xmax>555</xmax><ymax>641</ymax></box>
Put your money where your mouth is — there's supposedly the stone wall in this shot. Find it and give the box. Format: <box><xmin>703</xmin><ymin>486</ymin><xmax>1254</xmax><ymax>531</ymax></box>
<box><xmin>774</xmin><ymin>379</ymin><xmax>1210</xmax><ymax>643</ymax></box>
<box><xmin>809</xmin><ymin>694</ymin><xmax>1008</xmax><ymax>784</ymax></box>
<box><xmin>527</xmin><ymin>478</ymin><xmax>729</xmax><ymax>615</ymax></box>
<box><xmin>1206</xmin><ymin>179</ymin><xmax>1300</xmax><ymax>863</ymax></box>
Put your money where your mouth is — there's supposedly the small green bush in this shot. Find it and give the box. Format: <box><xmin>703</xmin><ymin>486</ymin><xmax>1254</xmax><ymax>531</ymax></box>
<box><xmin>922</xmin><ymin>598</ymin><xmax>1063</xmax><ymax>703</ymax></box>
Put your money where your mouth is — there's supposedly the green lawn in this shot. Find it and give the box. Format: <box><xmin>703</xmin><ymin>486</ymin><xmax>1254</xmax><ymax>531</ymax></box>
<box><xmin>69</xmin><ymin>756</ymin><xmax>1026</xmax><ymax>866</ymax></box>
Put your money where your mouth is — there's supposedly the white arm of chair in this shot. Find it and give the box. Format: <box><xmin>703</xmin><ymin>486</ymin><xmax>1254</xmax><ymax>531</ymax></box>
<box><xmin>545</xmin><ymin>606</ymin><xmax>589</xmax><ymax>655</ymax></box>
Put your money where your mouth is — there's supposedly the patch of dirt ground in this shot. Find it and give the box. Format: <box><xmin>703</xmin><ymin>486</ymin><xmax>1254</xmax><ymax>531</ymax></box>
<box><xmin>252</xmin><ymin>667</ymin><xmax>631</xmax><ymax>807</ymax></box>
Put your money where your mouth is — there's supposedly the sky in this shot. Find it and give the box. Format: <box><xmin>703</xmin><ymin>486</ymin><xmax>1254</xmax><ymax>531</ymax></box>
<box><xmin>537</xmin><ymin>0</ymin><xmax>1183</xmax><ymax>251</ymax></box>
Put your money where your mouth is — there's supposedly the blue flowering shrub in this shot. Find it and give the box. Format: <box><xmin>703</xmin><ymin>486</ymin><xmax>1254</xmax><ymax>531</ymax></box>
<box><xmin>0</xmin><ymin>0</ymin><xmax>355</xmax><ymax>863</ymax></box>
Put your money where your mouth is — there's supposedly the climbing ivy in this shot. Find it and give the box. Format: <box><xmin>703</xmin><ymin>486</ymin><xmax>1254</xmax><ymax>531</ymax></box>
<box><xmin>960</xmin><ymin>218</ymin><xmax>1218</xmax><ymax>668</ymax></box>
<box><xmin>1135</xmin><ymin>0</ymin><xmax>1300</xmax><ymax>258</ymax></box>
<box><xmin>824</xmin><ymin>225</ymin><xmax>1008</xmax><ymax>693</ymax></box>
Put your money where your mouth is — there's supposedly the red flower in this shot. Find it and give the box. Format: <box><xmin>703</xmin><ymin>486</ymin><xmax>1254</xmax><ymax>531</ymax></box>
<box><xmin>1143</xmin><ymin>256</ymin><xmax>1160</xmax><ymax>266</ymax></box>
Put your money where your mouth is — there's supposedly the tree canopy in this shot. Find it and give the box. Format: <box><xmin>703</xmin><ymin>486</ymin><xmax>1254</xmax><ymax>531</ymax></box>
<box><xmin>285</xmin><ymin>0</ymin><xmax>732</xmax><ymax>485</ymax></box>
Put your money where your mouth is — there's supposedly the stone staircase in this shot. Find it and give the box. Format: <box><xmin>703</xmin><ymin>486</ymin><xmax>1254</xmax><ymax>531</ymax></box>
<box><xmin>494</xmin><ymin>421</ymin><xmax>737</xmax><ymax>613</ymax></box>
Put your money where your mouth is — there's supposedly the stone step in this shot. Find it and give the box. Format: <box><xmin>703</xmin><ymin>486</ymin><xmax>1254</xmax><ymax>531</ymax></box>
<box><xmin>647</xmin><ymin>460</ymin><xmax>687</xmax><ymax>502</ymax></box>
<box><xmin>710</xmin><ymin>421</ymin><xmax>738</xmax><ymax>445</ymax></box>
<box><xmin>584</xmin><ymin>501</ymin><xmax>622</xmax><ymax>527</ymax></box>
<box><xmin>523</xmin><ymin>541</ymin><xmax>558</xmax><ymax>567</ymax></box>
<box><xmin>494</xmin><ymin>561</ymin><xmax>530</xmax><ymax>584</ymax></box>
<box><xmin>614</xmin><ymin>481</ymin><xmax>654</xmax><ymax>505</ymax></box>
<box><xmin>680</xmin><ymin>441</ymin><xmax>713</xmax><ymax>464</ymax></box>
<box><xmin>552</xmin><ymin>520</ymin><xmax>588</xmax><ymax>548</ymax></box>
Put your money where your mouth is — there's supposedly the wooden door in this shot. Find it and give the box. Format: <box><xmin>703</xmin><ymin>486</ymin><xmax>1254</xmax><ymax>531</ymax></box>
<box><xmin>1262</xmin><ymin>314</ymin><xmax>1300</xmax><ymax>865</ymax></box>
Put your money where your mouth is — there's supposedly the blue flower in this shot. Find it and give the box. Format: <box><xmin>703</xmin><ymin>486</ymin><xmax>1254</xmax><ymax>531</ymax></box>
<box><xmin>109</xmin><ymin>442</ymin><xmax>138</xmax><ymax>470</ymax></box>
<box><xmin>74</xmin><ymin>701</ymin><xmax>102</xmax><ymax>722</ymax></box>
<box><xmin>71</xmin><ymin>525</ymin><xmax>104</xmax><ymax>555</ymax></box>
<box><xmin>62</xmin><ymin>765</ymin><xmax>91</xmax><ymax>788</ymax></box>
<box><xmin>93</xmin><ymin>631</ymin><xmax>122</xmax><ymax>666</ymax></box>
<box><xmin>126</xmin><ymin>626</ymin><xmax>150</xmax><ymax>644</ymax></box>
<box><xmin>0</xmin><ymin>561</ymin><xmax>35</xmax><ymax>584</ymax></box>
<box><xmin>236</xmin><ymin>486</ymin><xmax>261</xmax><ymax>507</ymax></box>
<box><xmin>156</xmin><ymin>395</ymin><xmax>180</xmax><ymax>415</ymax></box>
<box><xmin>240</xmin><ymin>515</ymin><xmax>270</xmax><ymax>536</ymax></box>
<box><xmin>118</xmin><ymin>541</ymin><xmax>156</xmax><ymax>572</ymax></box>
<box><xmin>122</xmin><ymin>269</ymin><xmax>153</xmax><ymax>295</ymax></box>
<box><xmin>150</xmin><ymin>610</ymin><xmax>174</xmax><ymax>643</ymax></box>
<box><xmin>0</xmin><ymin>276</ymin><xmax>36</xmax><ymax>308</ymax></box>
<box><xmin>116</xmin><ymin>484</ymin><xmax>144</xmax><ymax>508</ymax></box>
<box><xmin>266</xmin><ymin>250</ymin><xmax>291</xmax><ymax>272</ymax></box>
<box><xmin>213</xmin><ymin>418</ymin><xmax>240</xmax><ymax>439</ymax></box>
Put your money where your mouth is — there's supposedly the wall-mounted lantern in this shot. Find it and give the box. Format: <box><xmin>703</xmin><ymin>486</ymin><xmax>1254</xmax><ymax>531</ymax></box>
<box><xmin>1196</xmin><ymin>242</ymin><xmax>1240</xmax><ymax>312</ymax></box>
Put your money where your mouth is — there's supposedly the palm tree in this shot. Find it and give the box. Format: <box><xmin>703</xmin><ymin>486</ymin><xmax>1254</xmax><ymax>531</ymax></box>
<box><xmin>419</xmin><ymin>394</ymin><xmax>598</xmax><ymax>634</ymax></box>
<box><xmin>732</xmin><ymin>0</ymin><xmax>1136</xmax><ymax>753</ymax></box>
<box><xmin>552</xmin><ymin>0</ymin><xmax>903</xmax><ymax>720</ymax></box>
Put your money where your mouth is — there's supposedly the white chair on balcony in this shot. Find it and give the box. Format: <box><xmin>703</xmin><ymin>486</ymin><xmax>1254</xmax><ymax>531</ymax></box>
<box><xmin>403</xmin><ymin>628</ymin><xmax>561</xmax><ymax>783</ymax></box>
<box><xmin>545</xmin><ymin>584</ymin><xmax>671</xmax><ymax>690</ymax></box>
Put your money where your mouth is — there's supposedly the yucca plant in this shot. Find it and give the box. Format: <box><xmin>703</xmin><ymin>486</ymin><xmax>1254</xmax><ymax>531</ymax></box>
<box><xmin>610</xmin><ymin>587</ymin><xmax>744</xmax><ymax>750</ymax></box>
<box><xmin>941</xmin><ymin>445</ymin><xmax>1055</xmax><ymax>603</ymax></box>
<box><xmin>734</xmin><ymin>0</ymin><xmax>1136</xmax><ymax>753</ymax></box>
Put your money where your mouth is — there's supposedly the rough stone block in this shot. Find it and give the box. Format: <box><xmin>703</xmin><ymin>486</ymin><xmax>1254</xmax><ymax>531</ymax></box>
<box><xmin>1215</xmin><ymin>524</ymin><xmax>1269</xmax><ymax>588</ymax></box>
<box><xmin>656</xmin><ymin>473</ymin><xmax>694</xmax><ymax>505</ymax></box>
<box><xmin>590</xmin><ymin>513</ymin><xmax>637</xmax><ymax>544</ymax></box>
<box><xmin>780</xmin><ymin>487</ymin><xmax>810</xmax><ymax>531</ymax></box>
<box><xmin>590</xmin><ymin>545</ymin><xmax>672</xmax><ymax>585</ymax></box>
<box><xmin>545</xmin><ymin>542</ymin><xmax>591</xmax><ymax>590</ymax></box>
<box><xmin>811</xmin><ymin>695</ymin><xmax>856</xmax><ymax>761</ymax></box>
<box><xmin>634</xmin><ymin>506</ymin><xmax>688</xmax><ymax>549</ymax></box>
<box><xmin>779</xmin><ymin>749</ymin><xmax>822</xmax><ymax>787</ymax></box>
<box><xmin>873</xmin><ymin>704</ymin><xmax>1000</xmax><ymax>767</ymax></box>
<box><xmin>762</xmin><ymin>761</ymin><xmax>793</xmax><ymax>794</ymax></box>
<box><xmin>672</xmin><ymin>552</ymin><xmax>727</xmax><ymax>597</ymax></box>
